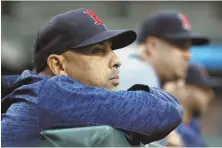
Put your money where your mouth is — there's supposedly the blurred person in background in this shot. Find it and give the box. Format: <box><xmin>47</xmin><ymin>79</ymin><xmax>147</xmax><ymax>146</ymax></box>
<box><xmin>164</xmin><ymin>65</ymin><xmax>222</xmax><ymax>147</ymax></box>
<box><xmin>1</xmin><ymin>8</ymin><xmax>183</xmax><ymax>146</ymax></box>
<box><xmin>118</xmin><ymin>11</ymin><xmax>209</xmax><ymax>146</ymax></box>
<box><xmin>118</xmin><ymin>11</ymin><xmax>209</xmax><ymax>89</ymax></box>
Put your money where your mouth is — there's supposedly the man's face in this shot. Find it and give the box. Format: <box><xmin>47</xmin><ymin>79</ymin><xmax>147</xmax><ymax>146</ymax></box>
<box><xmin>63</xmin><ymin>41</ymin><xmax>121</xmax><ymax>91</ymax></box>
<box><xmin>154</xmin><ymin>38</ymin><xmax>191</xmax><ymax>81</ymax></box>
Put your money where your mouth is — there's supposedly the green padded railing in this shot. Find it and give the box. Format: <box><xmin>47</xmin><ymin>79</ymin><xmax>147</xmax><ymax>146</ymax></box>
<box><xmin>40</xmin><ymin>125</ymin><xmax>163</xmax><ymax>147</ymax></box>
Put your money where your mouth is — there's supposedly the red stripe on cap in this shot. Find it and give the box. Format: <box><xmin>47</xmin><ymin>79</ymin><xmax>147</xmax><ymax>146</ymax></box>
<box><xmin>179</xmin><ymin>13</ymin><xmax>191</xmax><ymax>30</ymax></box>
<box><xmin>83</xmin><ymin>10</ymin><xmax>104</xmax><ymax>25</ymax></box>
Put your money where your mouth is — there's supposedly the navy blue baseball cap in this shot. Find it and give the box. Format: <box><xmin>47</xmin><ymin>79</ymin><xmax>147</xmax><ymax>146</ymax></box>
<box><xmin>33</xmin><ymin>8</ymin><xmax>137</xmax><ymax>73</ymax></box>
<box><xmin>186</xmin><ymin>65</ymin><xmax>222</xmax><ymax>88</ymax></box>
<box><xmin>137</xmin><ymin>11</ymin><xmax>209</xmax><ymax>47</ymax></box>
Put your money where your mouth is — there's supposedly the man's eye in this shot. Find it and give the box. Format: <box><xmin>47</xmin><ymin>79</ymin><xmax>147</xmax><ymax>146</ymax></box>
<box><xmin>92</xmin><ymin>48</ymin><xmax>104</xmax><ymax>54</ymax></box>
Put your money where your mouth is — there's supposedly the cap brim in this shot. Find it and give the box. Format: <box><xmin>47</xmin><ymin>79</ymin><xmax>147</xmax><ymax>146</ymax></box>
<box><xmin>189</xmin><ymin>32</ymin><xmax>209</xmax><ymax>46</ymax></box>
<box><xmin>72</xmin><ymin>30</ymin><xmax>137</xmax><ymax>50</ymax></box>
<box><xmin>164</xmin><ymin>32</ymin><xmax>209</xmax><ymax>46</ymax></box>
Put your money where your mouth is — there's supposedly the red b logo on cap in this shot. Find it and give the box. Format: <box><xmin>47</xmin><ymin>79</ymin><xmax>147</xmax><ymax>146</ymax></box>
<box><xmin>83</xmin><ymin>10</ymin><xmax>104</xmax><ymax>25</ymax></box>
<box><xmin>179</xmin><ymin>13</ymin><xmax>191</xmax><ymax>30</ymax></box>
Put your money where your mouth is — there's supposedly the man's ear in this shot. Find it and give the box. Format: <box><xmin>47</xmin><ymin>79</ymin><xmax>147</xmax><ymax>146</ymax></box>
<box><xmin>144</xmin><ymin>36</ymin><xmax>157</xmax><ymax>56</ymax></box>
<box><xmin>47</xmin><ymin>54</ymin><xmax>67</xmax><ymax>76</ymax></box>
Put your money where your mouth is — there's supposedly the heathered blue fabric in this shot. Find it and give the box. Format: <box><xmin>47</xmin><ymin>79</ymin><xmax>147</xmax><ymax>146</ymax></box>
<box><xmin>1</xmin><ymin>70</ymin><xmax>183</xmax><ymax>146</ymax></box>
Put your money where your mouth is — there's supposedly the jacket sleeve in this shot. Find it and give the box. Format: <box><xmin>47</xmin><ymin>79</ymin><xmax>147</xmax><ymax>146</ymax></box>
<box><xmin>39</xmin><ymin>76</ymin><xmax>183</xmax><ymax>142</ymax></box>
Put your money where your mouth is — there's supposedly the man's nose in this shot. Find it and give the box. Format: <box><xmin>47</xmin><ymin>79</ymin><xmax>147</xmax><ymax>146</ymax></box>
<box><xmin>110</xmin><ymin>51</ymin><xmax>121</xmax><ymax>69</ymax></box>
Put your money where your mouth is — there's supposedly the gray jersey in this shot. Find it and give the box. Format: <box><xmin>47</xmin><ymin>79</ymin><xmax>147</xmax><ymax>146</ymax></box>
<box><xmin>116</xmin><ymin>46</ymin><xmax>160</xmax><ymax>90</ymax></box>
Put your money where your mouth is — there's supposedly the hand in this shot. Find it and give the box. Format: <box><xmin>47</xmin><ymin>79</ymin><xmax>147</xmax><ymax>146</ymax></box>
<box><xmin>166</xmin><ymin>130</ymin><xmax>184</xmax><ymax>147</ymax></box>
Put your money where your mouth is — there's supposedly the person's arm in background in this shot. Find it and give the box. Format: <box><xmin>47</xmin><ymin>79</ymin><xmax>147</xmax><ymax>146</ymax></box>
<box><xmin>39</xmin><ymin>76</ymin><xmax>183</xmax><ymax>143</ymax></box>
<box><xmin>189</xmin><ymin>118</ymin><xmax>201</xmax><ymax>135</ymax></box>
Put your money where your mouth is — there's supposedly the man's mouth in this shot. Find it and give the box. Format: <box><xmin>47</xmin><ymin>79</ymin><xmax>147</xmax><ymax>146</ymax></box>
<box><xmin>110</xmin><ymin>74</ymin><xmax>119</xmax><ymax>86</ymax></box>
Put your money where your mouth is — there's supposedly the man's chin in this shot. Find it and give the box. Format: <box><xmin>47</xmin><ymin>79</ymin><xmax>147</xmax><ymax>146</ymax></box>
<box><xmin>110</xmin><ymin>86</ymin><xmax>118</xmax><ymax>91</ymax></box>
<box><xmin>106</xmin><ymin>84</ymin><xmax>118</xmax><ymax>91</ymax></box>
<box><xmin>164</xmin><ymin>74</ymin><xmax>182</xmax><ymax>82</ymax></box>
<box><xmin>174</xmin><ymin>72</ymin><xmax>187</xmax><ymax>81</ymax></box>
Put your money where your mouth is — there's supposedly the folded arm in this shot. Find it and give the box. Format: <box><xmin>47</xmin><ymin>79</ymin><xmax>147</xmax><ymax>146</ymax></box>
<box><xmin>40</xmin><ymin>76</ymin><xmax>183</xmax><ymax>142</ymax></box>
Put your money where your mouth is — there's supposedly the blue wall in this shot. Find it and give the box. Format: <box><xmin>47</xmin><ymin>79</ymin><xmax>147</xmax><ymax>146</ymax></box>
<box><xmin>190</xmin><ymin>44</ymin><xmax>222</xmax><ymax>71</ymax></box>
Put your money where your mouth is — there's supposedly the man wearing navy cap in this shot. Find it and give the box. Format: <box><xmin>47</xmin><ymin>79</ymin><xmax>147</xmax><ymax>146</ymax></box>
<box><xmin>1</xmin><ymin>9</ymin><xmax>183</xmax><ymax>146</ymax></box>
<box><xmin>164</xmin><ymin>65</ymin><xmax>222</xmax><ymax>147</ymax></box>
<box><xmin>119</xmin><ymin>11</ymin><xmax>209</xmax><ymax>90</ymax></box>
